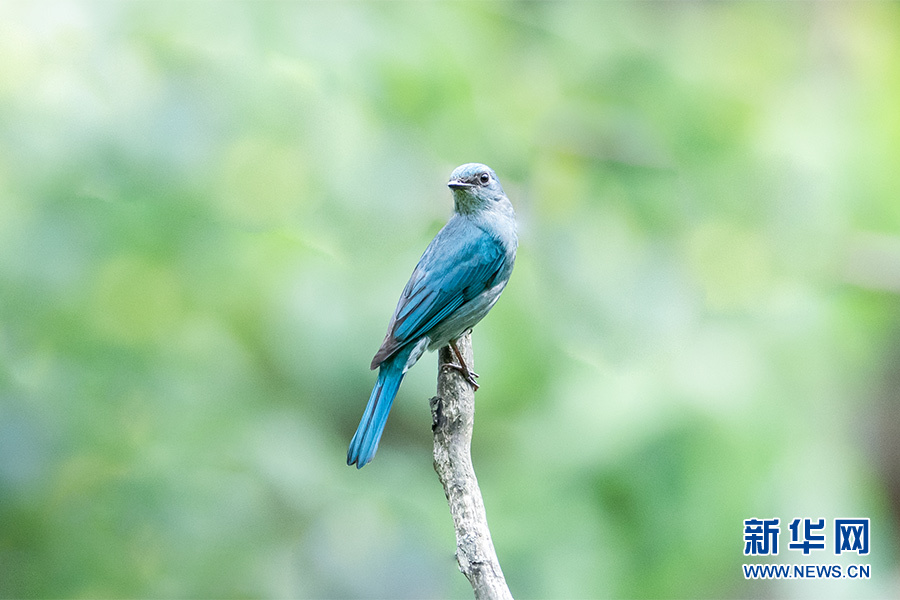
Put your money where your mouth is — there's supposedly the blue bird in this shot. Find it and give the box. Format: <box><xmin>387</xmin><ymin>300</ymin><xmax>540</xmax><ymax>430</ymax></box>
<box><xmin>347</xmin><ymin>163</ymin><xmax>517</xmax><ymax>468</ymax></box>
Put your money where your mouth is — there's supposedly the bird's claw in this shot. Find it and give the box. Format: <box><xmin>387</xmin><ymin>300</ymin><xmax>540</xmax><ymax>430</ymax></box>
<box><xmin>446</xmin><ymin>338</ymin><xmax>481</xmax><ymax>391</ymax></box>
<box><xmin>441</xmin><ymin>361</ymin><xmax>480</xmax><ymax>391</ymax></box>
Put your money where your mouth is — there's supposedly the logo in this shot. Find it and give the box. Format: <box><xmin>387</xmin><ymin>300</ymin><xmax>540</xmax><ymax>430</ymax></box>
<box><xmin>742</xmin><ymin>517</ymin><xmax>871</xmax><ymax>580</ymax></box>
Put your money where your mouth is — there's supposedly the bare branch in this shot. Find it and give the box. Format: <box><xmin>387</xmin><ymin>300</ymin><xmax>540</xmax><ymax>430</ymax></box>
<box><xmin>430</xmin><ymin>333</ymin><xmax>513</xmax><ymax>600</ymax></box>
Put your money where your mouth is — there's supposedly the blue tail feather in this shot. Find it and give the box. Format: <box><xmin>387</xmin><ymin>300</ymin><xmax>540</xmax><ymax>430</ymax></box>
<box><xmin>347</xmin><ymin>348</ymin><xmax>410</xmax><ymax>468</ymax></box>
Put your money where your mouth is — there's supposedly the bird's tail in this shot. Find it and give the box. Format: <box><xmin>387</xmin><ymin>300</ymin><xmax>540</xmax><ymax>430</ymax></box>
<box><xmin>347</xmin><ymin>348</ymin><xmax>411</xmax><ymax>468</ymax></box>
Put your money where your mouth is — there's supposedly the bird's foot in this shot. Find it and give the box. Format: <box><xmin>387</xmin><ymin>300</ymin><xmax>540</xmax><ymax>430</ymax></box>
<box><xmin>443</xmin><ymin>338</ymin><xmax>480</xmax><ymax>391</ymax></box>
<box><xmin>441</xmin><ymin>360</ymin><xmax>480</xmax><ymax>391</ymax></box>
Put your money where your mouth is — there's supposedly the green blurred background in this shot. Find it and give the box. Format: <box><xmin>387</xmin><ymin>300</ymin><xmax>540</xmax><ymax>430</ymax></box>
<box><xmin>1</xmin><ymin>1</ymin><xmax>899</xmax><ymax>598</ymax></box>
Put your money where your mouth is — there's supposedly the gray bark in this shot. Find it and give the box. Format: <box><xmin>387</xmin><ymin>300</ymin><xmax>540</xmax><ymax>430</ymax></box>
<box><xmin>430</xmin><ymin>333</ymin><xmax>513</xmax><ymax>600</ymax></box>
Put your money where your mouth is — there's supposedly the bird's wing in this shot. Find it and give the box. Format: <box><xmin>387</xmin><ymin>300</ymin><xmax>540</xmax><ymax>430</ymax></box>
<box><xmin>371</xmin><ymin>220</ymin><xmax>506</xmax><ymax>368</ymax></box>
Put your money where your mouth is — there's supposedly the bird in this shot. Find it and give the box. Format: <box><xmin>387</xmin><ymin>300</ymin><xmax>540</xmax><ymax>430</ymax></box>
<box><xmin>347</xmin><ymin>163</ymin><xmax>517</xmax><ymax>468</ymax></box>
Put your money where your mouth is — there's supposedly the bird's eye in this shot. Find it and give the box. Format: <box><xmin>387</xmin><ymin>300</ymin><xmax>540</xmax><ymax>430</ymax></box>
<box><xmin>478</xmin><ymin>173</ymin><xmax>490</xmax><ymax>185</ymax></box>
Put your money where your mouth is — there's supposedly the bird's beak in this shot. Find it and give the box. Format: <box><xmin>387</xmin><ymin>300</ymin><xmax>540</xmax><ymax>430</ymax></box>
<box><xmin>448</xmin><ymin>179</ymin><xmax>473</xmax><ymax>189</ymax></box>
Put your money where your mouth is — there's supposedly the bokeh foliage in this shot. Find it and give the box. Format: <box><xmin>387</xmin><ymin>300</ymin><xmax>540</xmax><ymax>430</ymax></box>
<box><xmin>1</xmin><ymin>1</ymin><xmax>899</xmax><ymax>598</ymax></box>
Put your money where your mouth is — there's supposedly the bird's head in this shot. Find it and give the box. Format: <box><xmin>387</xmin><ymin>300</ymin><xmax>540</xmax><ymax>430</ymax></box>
<box><xmin>447</xmin><ymin>163</ymin><xmax>507</xmax><ymax>214</ymax></box>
